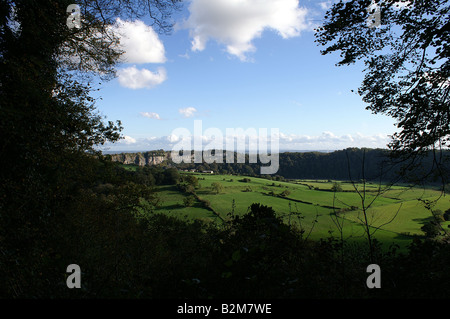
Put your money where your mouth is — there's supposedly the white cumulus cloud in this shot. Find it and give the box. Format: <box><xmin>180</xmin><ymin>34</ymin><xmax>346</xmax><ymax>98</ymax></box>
<box><xmin>122</xmin><ymin>135</ymin><xmax>137</xmax><ymax>144</ymax></box>
<box><xmin>140</xmin><ymin>112</ymin><xmax>161</xmax><ymax>120</ymax></box>
<box><xmin>179</xmin><ymin>107</ymin><xmax>197</xmax><ymax>118</ymax></box>
<box><xmin>113</xmin><ymin>18</ymin><xmax>166</xmax><ymax>64</ymax></box>
<box><xmin>183</xmin><ymin>0</ymin><xmax>310</xmax><ymax>61</ymax></box>
<box><xmin>117</xmin><ymin>66</ymin><xmax>167</xmax><ymax>89</ymax></box>
<box><xmin>112</xmin><ymin>19</ymin><xmax>168</xmax><ymax>89</ymax></box>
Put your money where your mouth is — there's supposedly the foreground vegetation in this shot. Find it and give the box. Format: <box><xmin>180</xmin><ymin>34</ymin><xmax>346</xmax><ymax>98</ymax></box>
<box><xmin>2</xmin><ymin>156</ymin><xmax>450</xmax><ymax>298</ymax></box>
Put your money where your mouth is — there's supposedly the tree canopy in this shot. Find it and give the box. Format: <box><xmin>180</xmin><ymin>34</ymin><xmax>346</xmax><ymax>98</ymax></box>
<box><xmin>0</xmin><ymin>0</ymin><xmax>182</xmax><ymax>205</ymax></box>
<box><xmin>0</xmin><ymin>0</ymin><xmax>181</xmax><ymax>297</ymax></box>
<box><xmin>315</xmin><ymin>0</ymin><xmax>450</xmax><ymax>154</ymax></box>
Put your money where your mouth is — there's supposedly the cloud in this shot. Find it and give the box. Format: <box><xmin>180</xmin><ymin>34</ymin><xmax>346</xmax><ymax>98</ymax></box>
<box><xmin>122</xmin><ymin>135</ymin><xmax>137</xmax><ymax>144</ymax></box>
<box><xmin>319</xmin><ymin>1</ymin><xmax>333</xmax><ymax>10</ymax></box>
<box><xmin>113</xmin><ymin>18</ymin><xmax>166</xmax><ymax>64</ymax></box>
<box><xmin>104</xmin><ymin>131</ymin><xmax>390</xmax><ymax>152</ymax></box>
<box><xmin>178</xmin><ymin>51</ymin><xmax>191</xmax><ymax>59</ymax></box>
<box><xmin>179</xmin><ymin>107</ymin><xmax>197</xmax><ymax>118</ymax></box>
<box><xmin>183</xmin><ymin>0</ymin><xmax>310</xmax><ymax>61</ymax></box>
<box><xmin>111</xmin><ymin>19</ymin><xmax>168</xmax><ymax>89</ymax></box>
<box><xmin>140</xmin><ymin>112</ymin><xmax>161</xmax><ymax>120</ymax></box>
<box><xmin>117</xmin><ymin>66</ymin><xmax>167</xmax><ymax>89</ymax></box>
<box><xmin>277</xmin><ymin>131</ymin><xmax>389</xmax><ymax>150</ymax></box>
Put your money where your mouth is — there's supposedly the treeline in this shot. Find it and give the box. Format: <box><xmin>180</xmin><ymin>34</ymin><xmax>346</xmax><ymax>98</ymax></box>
<box><xmin>121</xmin><ymin>166</ymin><xmax>181</xmax><ymax>186</ymax></box>
<box><xmin>149</xmin><ymin>148</ymin><xmax>450</xmax><ymax>184</ymax></box>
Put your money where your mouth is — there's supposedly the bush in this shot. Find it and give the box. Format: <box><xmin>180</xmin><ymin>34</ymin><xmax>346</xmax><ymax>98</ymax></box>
<box><xmin>421</xmin><ymin>221</ymin><xmax>441</xmax><ymax>238</ymax></box>
<box><xmin>211</xmin><ymin>182</ymin><xmax>223</xmax><ymax>194</ymax></box>
<box><xmin>183</xmin><ymin>195</ymin><xmax>195</xmax><ymax>207</ymax></box>
<box><xmin>433</xmin><ymin>210</ymin><xmax>445</xmax><ymax>223</ymax></box>
<box><xmin>280</xmin><ymin>190</ymin><xmax>291</xmax><ymax>197</ymax></box>
<box><xmin>444</xmin><ymin>209</ymin><xmax>450</xmax><ymax>221</ymax></box>
<box><xmin>183</xmin><ymin>174</ymin><xmax>199</xmax><ymax>188</ymax></box>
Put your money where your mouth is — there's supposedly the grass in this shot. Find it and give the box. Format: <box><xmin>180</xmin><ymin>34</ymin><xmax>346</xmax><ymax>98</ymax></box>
<box><xmin>150</xmin><ymin>172</ymin><xmax>450</xmax><ymax>248</ymax></box>
<box><xmin>152</xmin><ymin>185</ymin><xmax>218</xmax><ymax>222</ymax></box>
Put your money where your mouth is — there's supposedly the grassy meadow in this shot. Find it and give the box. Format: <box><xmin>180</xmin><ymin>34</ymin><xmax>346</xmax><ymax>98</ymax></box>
<box><xmin>147</xmin><ymin>170</ymin><xmax>450</xmax><ymax>248</ymax></box>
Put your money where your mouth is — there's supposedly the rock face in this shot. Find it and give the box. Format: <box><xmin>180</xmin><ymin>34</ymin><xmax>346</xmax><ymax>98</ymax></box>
<box><xmin>110</xmin><ymin>151</ymin><xmax>169</xmax><ymax>166</ymax></box>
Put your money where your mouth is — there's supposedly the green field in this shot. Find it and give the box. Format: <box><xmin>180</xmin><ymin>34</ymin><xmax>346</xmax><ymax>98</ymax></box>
<box><xmin>152</xmin><ymin>172</ymin><xmax>450</xmax><ymax>247</ymax></box>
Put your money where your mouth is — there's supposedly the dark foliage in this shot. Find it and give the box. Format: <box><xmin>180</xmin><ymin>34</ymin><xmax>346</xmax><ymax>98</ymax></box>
<box><xmin>156</xmin><ymin>148</ymin><xmax>450</xmax><ymax>186</ymax></box>
<box><xmin>315</xmin><ymin>0</ymin><xmax>450</xmax><ymax>154</ymax></box>
<box><xmin>3</xmin><ymin>168</ymin><xmax>449</xmax><ymax>299</ymax></box>
<box><xmin>1</xmin><ymin>0</ymin><xmax>449</xmax><ymax>300</ymax></box>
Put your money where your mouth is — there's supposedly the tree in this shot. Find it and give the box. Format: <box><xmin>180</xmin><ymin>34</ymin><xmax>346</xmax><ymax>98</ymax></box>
<box><xmin>331</xmin><ymin>182</ymin><xmax>343</xmax><ymax>192</ymax></box>
<box><xmin>163</xmin><ymin>168</ymin><xmax>180</xmax><ymax>185</ymax></box>
<box><xmin>444</xmin><ymin>209</ymin><xmax>450</xmax><ymax>221</ymax></box>
<box><xmin>211</xmin><ymin>182</ymin><xmax>223</xmax><ymax>194</ymax></box>
<box><xmin>0</xmin><ymin>0</ymin><xmax>181</xmax><ymax>211</ymax></box>
<box><xmin>0</xmin><ymin>0</ymin><xmax>180</xmax><ymax>297</ymax></box>
<box><xmin>315</xmin><ymin>0</ymin><xmax>450</xmax><ymax>155</ymax></box>
<box><xmin>432</xmin><ymin>209</ymin><xmax>445</xmax><ymax>223</ymax></box>
<box><xmin>1</xmin><ymin>0</ymin><xmax>182</xmax><ymax>158</ymax></box>
<box><xmin>184</xmin><ymin>174</ymin><xmax>199</xmax><ymax>188</ymax></box>
<box><xmin>335</xmin><ymin>149</ymin><xmax>402</xmax><ymax>263</ymax></box>
<box><xmin>183</xmin><ymin>195</ymin><xmax>195</xmax><ymax>207</ymax></box>
<box><xmin>421</xmin><ymin>221</ymin><xmax>441</xmax><ymax>238</ymax></box>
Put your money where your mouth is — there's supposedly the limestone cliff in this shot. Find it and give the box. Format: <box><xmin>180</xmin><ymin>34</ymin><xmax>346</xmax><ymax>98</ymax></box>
<box><xmin>109</xmin><ymin>151</ymin><xmax>170</xmax><ymax>166</ymax></box>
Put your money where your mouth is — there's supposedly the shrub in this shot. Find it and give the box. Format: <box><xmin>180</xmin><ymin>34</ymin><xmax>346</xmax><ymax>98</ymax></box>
<box><xmin>183</xmin><ymin>195</ymin><xmax>195</xmax><ymax>207</ymax></box>
<box><xmin>280</xmin><ymin>190</ymin><xmax>291</xmax><ymax>197</ymax></box>
<box><xmin>211</xmin><ymin>182</ymin><xmax>223</xmax><ymax>194</ymax></box>
<box><xmin>444</xmin><ymin>209</ymin><xmax>450</xmax><ymax>221</ymax></box>
<box><xmin>433</xmin><ymin>210</ymin><xmax>445</xmax><ymax>223</ymax></box>
<box><xmin>421</xmin><ymin>221</ymin><xmax>441</xmax><ymax>238</ymax></box>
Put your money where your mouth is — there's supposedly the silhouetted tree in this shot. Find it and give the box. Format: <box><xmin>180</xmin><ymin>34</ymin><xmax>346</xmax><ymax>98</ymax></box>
<box><xmin>316</xmin><ymin>0</ymin><xmax>450</xmax><ymax>191</ymax></box>
<box><xmin>0</xmin><ymin>0</ymin><xmax>180</xmax><ymax>298</ymax></box>
<box><xmin>316</xmin><ymin>0</ymin><xmax>449</xmax><ymax>154</ymax></box>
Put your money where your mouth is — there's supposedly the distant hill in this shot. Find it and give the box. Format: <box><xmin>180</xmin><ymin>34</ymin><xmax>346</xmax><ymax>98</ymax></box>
<box><xmin>106</xmin><ymin>148</ymin><xmax>449</xmax><ymax>184</ymax></box>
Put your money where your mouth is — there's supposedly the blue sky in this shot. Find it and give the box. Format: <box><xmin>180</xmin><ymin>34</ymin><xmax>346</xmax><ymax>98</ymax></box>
<box><xmin>94</xmin><ymin>0</ymin><xmax>398</xmax><ymax>153</ymax></box>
